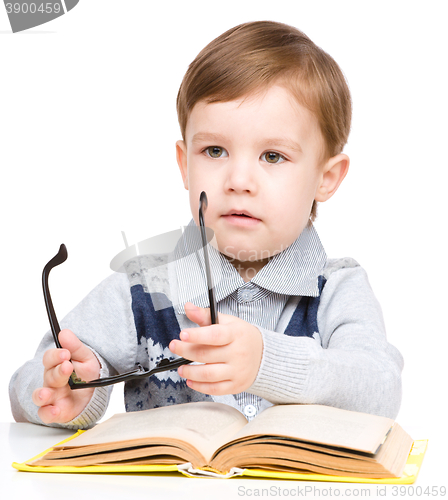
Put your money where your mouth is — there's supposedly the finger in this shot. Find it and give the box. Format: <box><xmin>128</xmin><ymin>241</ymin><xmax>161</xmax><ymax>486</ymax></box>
<box><xmin>184</xmin><ymin>302</ymin><xmax>237</xmax><ymax>326</ymax></box>
<box><xmin>184</xmin><ymin>302</ymin><xmax>212</xmax><ymax>327</ymax></box>
<box><xmin>32</xmin><ymin>386</ymin><xmax>58</xmax><ymax>408</ymax></box>
<box><xmin>43</xmin><ymin>359</ymin><xmax>74</xmax><ymax>388</ymax></box>
<box><xmin>179</xmin><ymin>324</ymin><xmax>233</xmax><ymax>346</ymax></box>
<box><xmin>184</xmin><ymin>379</ymin><xmax>237</xmax><ymax>396</ymax></box>
<box><xmin>169</xmin><ymin>340</ymin><xmax>229</xmax><ymax>364</ymax></box>
<box><xmin>37</xmin><ymin>404</ymin><xmax>62</xmax><ymax>424</ymax></box>
<box><xmin>42</xmin><ymin>348</ymin><xmax>71</xmax><ymax>370</ymax></box>
<box><xmin>58</xmin><ymin>329</ymin><xmax>94</xmax><ymax>363</ymax></box>
<box><xmin>178</xmin><ymin>362</ymin><xmax>229</xmax><ymax>383</ymax></box>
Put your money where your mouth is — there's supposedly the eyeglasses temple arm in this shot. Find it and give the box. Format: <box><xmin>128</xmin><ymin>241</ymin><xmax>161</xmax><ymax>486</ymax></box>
<box><xmin>42</xmin><ymin>245</ymin><xmax>66</xmax><ymax>349</ymax></box>
<box><xmin>199</xmin><ymin>191</ymin><xmax>218</xmax><ymax>325</ymax></box>
<box><xmin>42</xmin><ymin>245</ymin><xmax>84</xmax><ymax>388</ymax></box>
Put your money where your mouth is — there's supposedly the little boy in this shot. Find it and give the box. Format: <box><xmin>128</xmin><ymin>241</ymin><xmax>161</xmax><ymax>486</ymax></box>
<box><xmin>10</xmin><ymin>21</ymin><xmax>403</xmax><ymax>429</ymax></box>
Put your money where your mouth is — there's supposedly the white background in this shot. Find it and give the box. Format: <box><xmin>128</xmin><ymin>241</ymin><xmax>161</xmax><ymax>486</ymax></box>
<box><xmin>0</xmin><ymin>0</ymin><xmax>446</xmax><ymax>483</ymax></box>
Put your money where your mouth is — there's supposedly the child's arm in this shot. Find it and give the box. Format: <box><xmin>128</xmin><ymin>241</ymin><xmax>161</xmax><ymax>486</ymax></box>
<box><xmin>249</xmin><ymin>264</ymin><xmax>403</xmax><ymax>418</ymax></box>
<box><xmin>170</xmin><ymin>265</ymin><xmax>403</xmax><ymax>419</ymax></box>
<box><xmin>9</xmin><ymin>272</ymin><xmax>137</xmax><ymax>429</ymax></box>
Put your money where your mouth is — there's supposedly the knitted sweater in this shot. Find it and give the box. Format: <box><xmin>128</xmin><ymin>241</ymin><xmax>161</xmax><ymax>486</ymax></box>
<box><xmin>9</xmin><ymin>229</ymin><xmax>404</xmax><ymax>429</ymax></box>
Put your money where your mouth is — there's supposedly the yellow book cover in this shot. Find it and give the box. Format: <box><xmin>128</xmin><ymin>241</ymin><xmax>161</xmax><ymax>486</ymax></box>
<box><xmin>11</xmin><ymin>402</ymin><xmax>427</xmax><ymax>484</ymax></box>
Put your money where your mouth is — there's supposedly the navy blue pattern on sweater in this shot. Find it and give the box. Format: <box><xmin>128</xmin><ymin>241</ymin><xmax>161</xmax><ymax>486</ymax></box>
<box><xmin>125</xmin><ymin>284</ymin><xmax>212</xmax><ymax>412</ymax></box>
<box><xmin>284</xmin><ymin>275</ymin><xmax>327</xmax><ymax>338</ymax></box>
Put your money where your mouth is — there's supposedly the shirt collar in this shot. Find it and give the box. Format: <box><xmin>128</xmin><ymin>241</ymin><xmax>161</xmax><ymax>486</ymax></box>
<box><xmin>172</xmin><ymin>219</ymin><xmax>326</xmax><ymax>315</ymax></box>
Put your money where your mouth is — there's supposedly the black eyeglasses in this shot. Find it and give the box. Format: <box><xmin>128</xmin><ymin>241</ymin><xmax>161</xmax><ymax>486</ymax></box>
<box><xmin>43</xmin><ymin>191</ymin><xmax>217</xmax><ymax>390</ymax></box>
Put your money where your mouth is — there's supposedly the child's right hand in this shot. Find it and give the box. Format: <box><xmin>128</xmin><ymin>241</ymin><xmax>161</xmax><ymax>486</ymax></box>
<box><xmin>32</xmin><ymin>329</ymin><xmax>101</xmax><ymax>424</ymax></box>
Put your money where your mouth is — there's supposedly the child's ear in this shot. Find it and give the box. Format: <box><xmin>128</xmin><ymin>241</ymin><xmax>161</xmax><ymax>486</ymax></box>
<box><xmin>314</xmin><ymin>153</ymin><xmax>349</xmax><ymax>202</ymax></box>
<box><xmin>176</xmin><ymin>140</ymin><xmax>189</xmax><ymax>190</ymax></box>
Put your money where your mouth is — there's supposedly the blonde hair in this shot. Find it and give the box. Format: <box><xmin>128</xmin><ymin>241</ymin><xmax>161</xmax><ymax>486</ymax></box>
<box><xmin>176</xmin><ymin>21</ymin><xmax>352</xmax><ymax>221</ymax></box>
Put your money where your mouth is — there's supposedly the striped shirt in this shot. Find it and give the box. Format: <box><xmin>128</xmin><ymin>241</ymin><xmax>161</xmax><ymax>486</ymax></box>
<box><xmin>173</xmin><ymin>219</ymin><xmax>327</xmax><ymax>419</ymax></box>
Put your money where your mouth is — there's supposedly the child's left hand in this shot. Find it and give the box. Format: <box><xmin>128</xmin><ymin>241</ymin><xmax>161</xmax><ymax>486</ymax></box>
<box><xmin>169</xmin><ymin>302</ymin><xmax>263</xmax><ymax>395</ymax></box>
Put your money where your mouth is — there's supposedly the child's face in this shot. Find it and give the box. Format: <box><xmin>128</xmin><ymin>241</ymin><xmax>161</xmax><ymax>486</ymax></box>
<box><xmin>176</xmin><ymin>85</ymin><xmax>348</xmax><ymax>277</ymax></box>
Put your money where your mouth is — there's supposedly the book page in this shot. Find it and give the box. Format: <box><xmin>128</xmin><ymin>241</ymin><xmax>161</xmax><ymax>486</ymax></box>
<box><xmin>230</xmin><ymin>404</ymin><xmax>394</xmax><ymax>453</ymax></box>
<box><xmin>58</xmin><ymin>402</ymin><xmax>248</xmax><ymax>464</ymax></box>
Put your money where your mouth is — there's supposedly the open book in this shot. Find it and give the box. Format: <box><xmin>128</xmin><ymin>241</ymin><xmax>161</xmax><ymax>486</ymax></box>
<box><xmin>20</xmin><ymin>402</ymin><xmax>423</xmax><ymax>481</ymax></box>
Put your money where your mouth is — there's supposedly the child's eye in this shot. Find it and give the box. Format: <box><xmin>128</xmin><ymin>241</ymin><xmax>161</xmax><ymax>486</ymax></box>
<box><xmin>204</xmin><ymin>146</ymin><xmax>228</xmax><ymax>158</ymax></box>
<box><xmin>261</xmin><ymin>152</ymin><xmax>286</xmax><ymax>164</ymax></box>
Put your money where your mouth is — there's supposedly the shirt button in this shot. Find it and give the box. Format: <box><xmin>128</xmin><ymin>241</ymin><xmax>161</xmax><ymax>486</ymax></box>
<box><xmin>243</xmin><ymin>404</ymin><xmax>257</xmax><ymax>418</ymax></box>
<box><xmin>239</xmin><ymin>287</ymin><xmax>259</xmax><ymax>302</ymax></box>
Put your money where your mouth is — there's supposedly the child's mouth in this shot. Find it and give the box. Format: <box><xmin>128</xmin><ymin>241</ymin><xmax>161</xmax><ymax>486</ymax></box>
<box><xmin>222</xmin><ymin>212</ymin><xmax>261</xmax><ymax>226</ymax></box>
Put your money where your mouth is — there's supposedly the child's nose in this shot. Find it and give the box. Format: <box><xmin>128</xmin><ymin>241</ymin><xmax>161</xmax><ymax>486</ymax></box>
<box><xmin>223</xmin><ymin>159</ymin><xmax>258</xmax><ymax>194</ymax></box>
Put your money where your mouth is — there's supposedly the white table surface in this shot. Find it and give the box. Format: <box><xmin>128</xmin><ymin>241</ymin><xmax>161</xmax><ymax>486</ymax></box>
<box><xmin>1</xmin><ymin>422</ymin><xmax>443</xmax><ymax>500</ymax></box>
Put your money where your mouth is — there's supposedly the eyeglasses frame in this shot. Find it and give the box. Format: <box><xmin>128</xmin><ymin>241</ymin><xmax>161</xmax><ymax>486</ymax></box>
<box><xmin>42</xmin><ymin>191</ymin><xmax>217</xmax><ymax>390</ymax></box>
